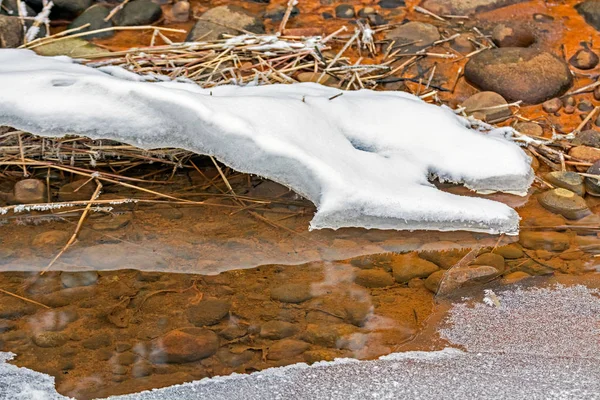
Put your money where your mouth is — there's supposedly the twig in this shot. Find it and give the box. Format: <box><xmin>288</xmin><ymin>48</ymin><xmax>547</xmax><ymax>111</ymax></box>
<box><xmin>0</xmin><ymin>288</ymin><xmax>51</xmax><ymax>309</ymax></box>
<box><xmin>277</xmin><ymin>0</ymin><xmax>297</xmax><ymax>35</ymax></box>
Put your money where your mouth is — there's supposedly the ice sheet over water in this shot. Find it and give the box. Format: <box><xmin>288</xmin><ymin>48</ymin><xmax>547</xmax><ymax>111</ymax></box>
<box><xmin>3</xmin><ymin>285</ymin><xmax>600</xmax><ymax>399</ymax></box>
<box><xmin>0</xmin><ymin>49</ymin><xmax>533</xmax><ymax>234</ymax></box>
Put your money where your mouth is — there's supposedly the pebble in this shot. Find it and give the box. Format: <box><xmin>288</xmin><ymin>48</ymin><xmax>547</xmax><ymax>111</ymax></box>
<box><xmin>569</xmin><ymin>146</ymin><xmax>600</xmax><ymax>168</ymax></box>
<box><xmin>353</xmin><ymin>269</ymin><xmax>394</xmax><ymax>288</ymax></box>
<box><xmin>544</xmin><ymin>171</ymin><xmax>586</xmax><ymax>197</ymax></box>
<box><xmin>519</xmin><ymin>231</ymin><xmax>570</xmax><ymax>251</ymax></box>
<box><xmin>421</xmin><ymin>0</ymin><xmax>528</xmax><ymax>15</ymax></box>
<box><xmin>573</xmin><ymin>130</ymin><xmax>600</xmax><ymax>148</ymax></box>
<box><xmin>585</xmin><ymin>161</ymin><xmax>600</xmax><ymax>196</ymax></box>
<box><xmin>424</xmin><ymin>270</ymin><xmax>445</xmax><ymax>293</ymax></box>
<box><xmin>113</xmin><ymin>0</ymin><xmax>162</xmax><ymax>26</ymax></box>
<box><xmin>576</xmin><ymin>0</ymin><xmax>600</xmax><ymax>31</ymax></box>
<box><xmin>436</xmin><ymin>265</ymin><xmax>499</xmax><ymax>295</ymax></box>
<box><xmin>68</xmin><ymin>4</ymin><xmax>113</xmax><ymax>39</ymax></box>
<box><xmin>0</xmin><ymin>297</ymin><xmax>36</xmax><ymax>319</ymax></box>
<box><xmin>260</xmin><ymin>320</ymin><xmax>299</xmax><ymax>340</ymax></box>
<box><xmin>491</xmin><ymin>22</ymin><xmax>535</xmax><ymax>47</ymax></box>
<box><xmin>514</xmin><ymin>122</ymin><xmax>543</xmax><ymax>137</ymax></box>
<box><xmin>32</xmin><ymin>230</ymin><xmax>70</xmax><ymax>247</ymax></box>
<box><xmin>150</xmin><ymin>328</ymin><xmax>219</xmax><ymax>363</ymax></box>
<box><xmin>219</xmin><ymin>325</ymin><xmax>247</xmax><ymax>340</ymax></box>
<box><xmin>186</xmin><ymin>5</ymin><xmax>264</xmax><ymax>42</ymax></box>
<box><xmin>335</xmin><ymin>4</ymin><xmax>355</xmax><ymax>18</ymax></box>
<box><xmin>385</xmin><ymin>22</ymin><xmax>440</xmax><ymax>52</ymax></box>
<box><xmin>461</xmin><ymin>91</ymin><xmax>511</xmax><ymax>122</ymax></box>
<box><xmin>301</xmin><ymin>323</ymin><xmax>357</xmax><ymax>348</ymax></box>
<box><xmin>471</xmin><ymin>252</ymin><xmax>505</xmax><ymax>273</ymax></box>
<box><xmin>267</xmin><ymin>339</ymin><xmax>310</xmax><ymax>361</ymax></box>
<box><xmin>33</xmin><ymin>332</ymin><xmax>68</xmax><ymax>348</ymax></box>
<box><xmin>419</xmin><ymin>248</ymin><xmax>469</xmax><ymax>269</ymax></box>
<box><xmin>186</xmin><ymin>298</ymin><xmax>230</xmax><ymax>326</ymax></box>
<box><xmin>216</xmin><ymin>348</ymin><xmax>254</xmax><ymax>367</ymax></box>
<box><xmin>569</xmin><ymin>48</ymin><xmax>599</xmax><ymax>70</ymax></box>
<box><xmin>378</xmin><ymin>0</ymin><xmax>405</xmax><ymax>8</ymax></box>
<box><xmin>132</xmin><ymin>360</ymin><xmax>154</xmax><ymax>378</ymax></box>
<box><xmin>91</xmin><ymin>214</ymin><xmax>131</xmax><ymax>231</ymax></box>
<box><xmin>13</xmin><ymin>179</ymin><xmax>46</xmax><ymax>204</ymax></box>
<box><xmin>392</xmin><ymin>254</ymin><xmax>440</xmax><ymax>283</ymax></box>
<box><xmin>578</xmin><ymin>100</ymin><xmax>595</xmax><ymax>112</ymax></box>
<box><xmin>60</xmin><ymin>271</ymin><xmax>98</xmax><ymax>288</ymax></box>
<box><xmin>270</xmin><ymin>283</ymin><xmax>312</xmax><ymax>303</ymax></box>
<box><xmin>0</xmin><ymin>15</ymin><xmax>23</xmax><ymax>48</ymax></box>
<box><xmin>542</xmin><ymin>98</ymin><xmax>563</xmax><ymax>114</ymax></box>
<box><xmin>265</xmin><ymin>5</ymin><xmax>299</xmax><ymax>22</ymax></box>
<box><xmin>82</xmin><ymin>334</ymin><xmax>112</xmax><ymax>350</ymax></box>
<box><xmin>494</xmin><ymin>244</ymin><xmax>524</xmax><ymax>259</ymax></box>
<box><xmin>465</xmin><ymin>48</ymin><xmax>572</xmax><ymax>104</ymax></box>
<box><xmin>115</xmin><ymin>351</ymin><xmax>137</xmax><ymax>365</ymax></box>
<box><xmin>170</xmin><ymin>0</ymin><xmax>190</xmax><ymax>22</ymax></box>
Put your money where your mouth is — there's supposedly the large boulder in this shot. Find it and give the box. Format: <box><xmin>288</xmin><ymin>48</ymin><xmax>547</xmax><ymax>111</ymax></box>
<box><xmin>464</xmin><ymin>48</ymin><xmax>573</xmax><ymax>104</ymax></box>
<box><xmin>186</xmin><ymin>5</ymin><xmax>264</xmax><ymax>42</ymax></box>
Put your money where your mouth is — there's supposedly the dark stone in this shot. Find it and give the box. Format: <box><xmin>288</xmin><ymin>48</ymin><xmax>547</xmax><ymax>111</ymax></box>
<box><xmin>322</xmin><ymin>12</ymin><xmax>333</xmax><ymax>19</ymax></box>
<box><xmin>464</xmin><ymin>48</ymin><xmax>573</xmax><ymax>104</ymax></box>
<box><xmin>113</xmin><ymin>0</ymin><xmax>162</xmax><ymax>26</ymax></box>
<box><xmin>0</xmin><ymin>15</ymin><xmax>23</xmax><ymax>48</ymax></box>
<box><xmin>585</xmin><ymin>161</ymin><xmax>600</xmax><ymax>196</ymax></box>
<box><xmin>335</xmin><ymin>4</ymin><xmax>355</xmax><ymax>19</ymax></box>
<box><xmin>576</xmin><ymin>0</ymin><xmax>600</xmax><ymax>31</ymax></box>
<box><xmin>576</xmin><ymin>130</ymin><xmax>600</xmax><ymax>148</ymax></box>
<box><xmin>378</xmin><ymin>0</ymin><xmax>405</xmax><ymax>8</ymax></box>
<box><xmin>265</xmin><ymin>6</ymin><xmax>299</xmax><ymax>22</ymax></box>
<box><xmin>569</xmin><ymin>48</ymin><xmax>599</xmax><ymax>70</ymax></box>
<box><xmin>68</xmin><ymin>4</ymin><xmax>114</xmax><ymax>39</ymax></box>
<box><xmin>186</xmin><ymin>298</ymin><xmax>230</xmax><ymax>326</ymax></box>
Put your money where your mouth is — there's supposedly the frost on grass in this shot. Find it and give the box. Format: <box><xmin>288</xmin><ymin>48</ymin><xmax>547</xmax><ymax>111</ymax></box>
<box><xmin>0</xmin><ymin>49</ymin><xmax>533</xmax><ymax>234</ymax></box>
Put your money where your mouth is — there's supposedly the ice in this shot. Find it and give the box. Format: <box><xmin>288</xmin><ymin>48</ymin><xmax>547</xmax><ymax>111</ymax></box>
<box><xmin>0</xmin><ymin>49</ymin><xmax>533</xmax><ymax>234</ymax></box>
<box><xmin>4</xmin><ymin>285</ymin><xmax>600</xmax><ymax>399</ymax></box>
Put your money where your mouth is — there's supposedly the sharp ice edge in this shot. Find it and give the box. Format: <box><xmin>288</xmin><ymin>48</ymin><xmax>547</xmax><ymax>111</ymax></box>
<box><xmin>0</xmin><ymin>49</ymin><xmax>533</xmax><ymax>234</ymax></box>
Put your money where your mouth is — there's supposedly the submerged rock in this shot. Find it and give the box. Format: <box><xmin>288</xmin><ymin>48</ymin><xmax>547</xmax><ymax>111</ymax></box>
<box><xmin>335</xmin><ymin>5</ymin><xmax>355</xmax><ymax>18</ymax></box>
<box><xmin>60</xmin><ymin>271</ymin><xmax>99</xmax><ymax>288</ymax></box>
<box><xmin>471</xmin><ymin>252</ymin><xmax>505</xmax><ymax>273</ymax></box>
<box><xmin>519</xmin><ymin>231</ymin><xmax>570</xmax><ymax>251</ymax></box>
<box><xmin>151</xmin><ymin>328</ymin><xmax>219</xmax><ymax>363</ymax></box>
<box><xmin>271</xmin><ymin>283</ymin><xmax>312</xmax><ymax>303</ymax></box>
<box><xmin>542</xmin><ymin>98</ymin><xmax>563</xmax><ymax>114</ymax></box>
<box><xmin>392</xmin><ymin>254</ymin><xmax>439</xmax><ymax>283</ymax></box>
<box><xmin>186</xmin><ymin>298</ymin><xmax>230</xmax><ymax>326</ymax></box>
<box><xmin>437</xmin><ymin>266</ymin><xmax>499</xmax><ymax>295</ymax></box>
<box><xmin>465</xmin><ymin>48</ymin><xmax>572</xmax><ymax>104</ymax></box>
<box><xmin>260</xmin><ymin>321</ymin><xmax>299</xmax><ymax>340</ymax></box>
<box><xmin>385</xmin><ymin>22</ymin><xmax>440</xmax><ymax>52</ymax></box>
<box><xmin>461</xmin><ymin>91</ymin><xmax>511</xmax><ymax>122</ymax></box>
<box><xmin>13</xmin><ymin>179</ymin><xmax>46</xmax><ymax>204</ymax></box>
<box><xmin>354</xmin><ymin>269</ymin><xmax>394</xmax><ymax>288</ymax></box>
<box><xmin>267</xmin><ymin>339</ymin><xmax>309</xmax><ymax>360</ymax></box>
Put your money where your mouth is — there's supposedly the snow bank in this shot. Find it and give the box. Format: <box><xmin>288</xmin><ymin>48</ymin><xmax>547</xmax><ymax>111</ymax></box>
<box><xmin>0</xmin><ymin>49</ymin><xmax>532</xmax><ymax>234</ymax></box>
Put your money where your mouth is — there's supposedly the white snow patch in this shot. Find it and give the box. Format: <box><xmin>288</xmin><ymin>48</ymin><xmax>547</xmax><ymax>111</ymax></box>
<box><xmin>0</xmin><ymin>49</ymin><xmax>533</xmax><ymax>234</ymax></box>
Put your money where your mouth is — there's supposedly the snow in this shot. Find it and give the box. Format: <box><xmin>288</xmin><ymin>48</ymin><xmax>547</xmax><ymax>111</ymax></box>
<box><xmin>3</xmin><ymin>284</ymin><xmax>600</xmax><ymax>399</ymax></box>
<box><xmin>0</xmin><ymin>49</ymin><xmax>533</xmax><ymax>234</ymax></box>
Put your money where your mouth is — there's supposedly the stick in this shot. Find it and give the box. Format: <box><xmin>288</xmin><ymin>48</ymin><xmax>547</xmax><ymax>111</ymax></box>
<box><xmin>0</xmin><ymin>288</ymin><xmax>51</xmax><ymax>309</ymax></box>
<box><xmin>104</xmin><ymin>0</ymin><xmax>131</xmax><ymax>22</ymax></box>
<box><xmin>278</xmin><ymin>0</ymin><xmax>297</xmax><ymax>35</ymax></box>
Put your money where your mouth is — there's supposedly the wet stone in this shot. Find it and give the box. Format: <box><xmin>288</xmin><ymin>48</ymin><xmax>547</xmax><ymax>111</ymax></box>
<box><xmin>378</xmin><ymin>0</ymin><xmax>405</xmax><ymax>8</ymax></box>
<box><xmin>420</xmin><ymin>0</ymin><xmax>527</xmax><ymax>15</ymax></box>
<box><xmin>260</xmin><ymin>320</ymin><xmax>299</xmax><ymax>340</ymax></box>
<box><xmin>186</xmin><ymin>5</ymin><xmax>264</xmax><ymax>42</ymax></box>
<box><xmin>424</xmin><ymin>270</ymin><xmax>445</xmax><ymax>293</ymax></box>
<box><xmin>216</xmin><ymin>348</ymin><xmax>255</xmax><ymax>367</ymax></box>
<box><xmin>265</xmin><ymin>5</ymin><xmax>299</xmax><ymax>22</ymax></box>
<box><xmin>186</xmin><ymin>298</ymin><xmax>230</xmax><ymax>326</ymax></box>
<box><xmin>169</xmin><ymin>0</ymin><xmax>190</xmax><ymax>22</ymax></box>
<box><xmin>60</xmin><ymin>271</ymin><xmax>98</xmax><ymax>288</ymax></box>
<box><xmin>578</xmin><ymin>100</ymin><xmax>595</xmax><ymax>112</ymax></box>
<box><xmin>502</xmin><ymin>271</ymin><xmax>531</xmax><ymax>284</ymax></box>
<box><xmin>58</xmin><ymin>179</ymin><xmax>97</xmax><ymax>202</ymax></box>
<box><xmin>569</xmin><ymin>146</ymin><xmax>600</xmax><ymax>168</ymax></box>
<box><xmin>33</xmin><ymin>332</ymin><xmax>68</xmax><ymax>348</ymax></box>
<box><xmin>471</xmin><ymin>253</ymin><xmax>505</xmax><ymax>273</ymax></box>
<box><xmin>267</xmin><ymin>339</ymin><xmax>310</xmax><ymax>360</ymax></box>
<box><xmin>115</xmin><ymin>351</ymin><xmax>137</xmax><ymax>365</ymax></box>
<box><xmin>494</xmin><ymin>244</ymin><xmax>524</xmax><ymax>259</ymax></box>
<box><xmin>270</xmin><ymin>283</ymin><xmax>312</xmax><ymax>303</ymax></box>
<box><xmin>301</xmin><ymin>323</ymin><xmax>357</xmax><ymax>348</ymax></box>
<box><xmin>572</xmin><ymin>130</ymin><xmax>600</xmax><ymax>148</ymax></box>
<box><xmin>132</xmin><ymin>360</ymin><xmax>154</xmax><ymax>378</ymax></box>
<box><xmin>544</xmin><ymin>171</ymin><xmax>586</xmax><ymax>197</ymax></box>
<box><xmin>461</xmin><ymin>91</ymin><xmax>511</xmax><ymax>122</ymax></box>
<box><xmin>392</xmin><ymin>254</ymin><xmax>439</xmax><ymax>283</ymax></box>
<box><xmin>13</xmin><ymin>179</ymin><xmax>46</xmax><ymax>204</ymax></box>
<box><xmin>91</xmin><ymin>214</ymin><xmax>131</xmax><ymax>231</ymax></box>
<box><xmin>538</xmin><ymin>188</ymin><xmax>591</xmax><ymax>220</ymax></box>
<box><xmin>68</xmin><ymin>4</ymin><xmax>113</xmax><ymax>39</ymax></box>
<box><xmin>519</xmin><ymin>231</ymin><xmax>570</xmax><ymax>251</ymax></box>
<box><xmin>113</xmin><ymin>0</ymin><xmax>162</xmax><ymax>26</ymax></box>
<box><xmin>385</xmin><ymin>21</ymin><xmax>440</xmax><ymax>52</ymax></box>
<box><xmin>150</xmin><ymin>328</ymin><xmax>219</xmax><ymax>364</ymax></box>
<box><xmin>0</xmin><ymin>320</ymin><xmax>16</xmax><ymax>333</ymax></box>
<box><xmin>491</xmin><ymin>22</ymin><xmax>535</xmax><ymax>48</ymax></box>
<box><xmin>82</xmin><ymin>334</ymin><xmax>112</xmax><ymax>350</ymax></box>
<box><xmin>465</xmin><ymin>48</ymin><xmax>572</xmax><ymax>104</ymax></box>
<box><xmin>353</xmin><ymin>269</ymin><xmax>394</xmax><ymax>288</ymax></box>
<box><xmin>452</xmin><ymin>35</ymin><xmax>475</xmax><ymax>53</ymax></box>
<box><xmin>585</xmin><ymin>161</ymin><xmax>600</xmax><ymax>196</ymax></box>
<box><xmin>576</xmin><ymin>0</ymin><xmax>600</xmax><ymax>31</ymax></box>
<box><xmin>34</xmin><ymin>309</ymin><xmax>78</xmax><ymax>331</ymax></box>
<box><xmin>116</xmin><ymin>342</ymin><xmax>132</xmax><ymax>353</ymax></box>
<box><xmin>304</xmin><ymin>349</ymin><xmax>343</xmax><ymax>364</ymax></box>
<box><xmin>514</xmin><ymin>122</ymin><xmax>543</xmax><ymax>137</ymax></box>
<box><xmin>112</xmin><ymin>365</ymin><xmax>128</xmax><ymax>375</ymax></box>
<box><xmin>219</xmin><ymin>325</ymin><xmax>247</xmax><ymax>340</ymax></box>
<box><xmin>437</xmin><ymin>265</ymin><xmax>499</xmax><ymax>295</ymax></box>
<box><xmin>0</xmin><ymin>15</ymin><xmax>23</xmax><ymax>48</ymax></box>
<box><xmin>335</xmin><ymin>4</ymin><xmax>355</xmax><ymax>18</ymax></box>
<box><xmin>542</xmin><ymin>98</ymin><xmax>562</xmax><ymax>114</ymax></box>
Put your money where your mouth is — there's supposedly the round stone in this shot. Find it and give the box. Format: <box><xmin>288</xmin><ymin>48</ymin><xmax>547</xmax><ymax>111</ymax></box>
<box><xmin>13</xmin><ymin>179</ymin><xmax>45</xmax><ymax>204</ymax></box>
<box><xmin>585</xmin><ymin>161</ymin><xmax>600</xmax><ymax>196</ymax></box>
<box><xmin>570</xmin><ymin>48</ymin><xmax>600</xmax><ymax>70</ymax></box>
<box><xmin>267</xmin><ymin>339</ymin><xmax>309</xmax><ymax>360</ymax></box>
<box><xmin>335</xmin><ymin>4</ymin><xmax>355</xmax><ymax>18</ymax></box>
<box><xmin>33</xmin><ymin>332</ymin><xmax>68</xmax><ymax>348</ymax></box>
<box><xmin>150</xmin><ymin>328</ymin><xmax>219</xmax><ymax>364</ymax></box>
<box><xmin>259</xmin><ymin>320</ymin><xmax>299</xmax><ymax>340</ymax></box>
<box><xmin>385</xmin><ymin>21</ymin><xmax>440</xmax><ymax>52</ymax></box>
<box><xmin>542</xmin><ymin>98</ymin><xmax>562</xmax><ymax>114</ymax></box>
<box><xmin>392</xmin><ymin>254</ymin><xmax>439</xmax><ymax>283</ymax></box>
<box><xmin>465</xmin><ymin>48</ymin><xmax>572</xmax><ymax>104</ymax></box>
<box><xmin>353</xmin><ymin>269</ymin><xmax>394</xmax><ymax>288</ymax></box>
<box><xmin>270</xmin><ymin>283</ymin><xmax>312</xmax><ymax>303</ymax></box>
<box><xmin>514</xmin><ymin>122</ymin><xmax>543</xmax><ymax>137</ymax></box>
<box><xmin>186</xmin><ymin>298</ymin><xmax>230</xmax><ymax>326</ymax></box>
<box><xmin>471</xmin><ymin>252</ymin><xmax>506</xmax><ymax>273</ymax></box>
<box><xmin>569</xmin><ymin>146</ymin><xmax>600</xmax><ymax>168</ymax></box>
<box><xmin>461</xmin><ymin>91</ymin><xmax>511</xmax><ymax>123</ymax></box>
<box><xmin>537</xmin><ymin>188</ymin><xmax>591</xmax><ymax>220</ymax></box>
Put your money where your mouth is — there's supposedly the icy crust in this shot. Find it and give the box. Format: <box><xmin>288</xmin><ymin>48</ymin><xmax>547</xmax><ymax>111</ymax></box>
<box><xmin>0</xmin><ymin>49</ymin><xmax>533</xmax><ymax>234</ymax></box>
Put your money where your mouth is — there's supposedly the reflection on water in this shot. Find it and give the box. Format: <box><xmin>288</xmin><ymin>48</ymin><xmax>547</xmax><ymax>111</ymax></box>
<box><xmin>0</xmin><ymin>170</ymin><xmax>598</xmax><ymax>398</ymax></box>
